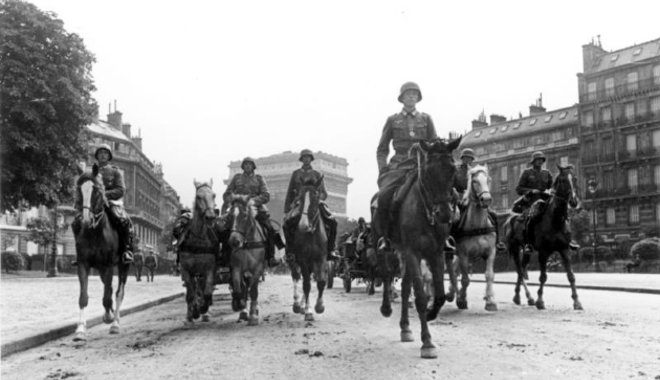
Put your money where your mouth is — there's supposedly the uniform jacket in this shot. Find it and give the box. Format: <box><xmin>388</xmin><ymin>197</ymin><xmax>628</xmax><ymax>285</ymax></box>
<box><xmin>284</xmin><ymin>165</ymin><xmax>327</xmax><ymax>213</ymax></box>
<box><xmin>222</xmin><ymin>172</ymin><xmax>270</xmax><ymax>206</ymax></box>
<box><xmin>376</xmin><ymin>109</ymin><xmax>438</xmax><ymax>172</ymax></box>
<box><xmin>74</xmin><ymin>163</ymin><xmax>125</xmax><ymax>211</ymax></box>
<box><xmin>516</xmin><ymin>167</ymin><xmax>553</xmax><ymax>196</ymax></box>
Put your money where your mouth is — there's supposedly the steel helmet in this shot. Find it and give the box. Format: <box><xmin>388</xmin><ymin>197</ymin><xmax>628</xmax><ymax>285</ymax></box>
<box><xmin>299</xmin><ymin>149</ymin><xmax>315</xmax><ymax>162</ymax></box>
<box><xmin>529</xmin><ymin>151</ymin><xmax>546</xmax><ymax>164</ymax></box>
<box><xmin>398</xmin><ymin>81</ymin><xmax>422</xmax><ymax>103</ymax></box>
<box><xmin>241</xmin><ymin>157</ymin><xmax>257</xmax><ymax>170</ymax></box>
<box><xmin>94</xmin><ymin>144</ymin><xmax>113</xmax><ymax>161</ymax></box>
<box><xmin>460</xmin><ymin>148</ymin><xmax>476</xmax><ymax>161</ymax></box>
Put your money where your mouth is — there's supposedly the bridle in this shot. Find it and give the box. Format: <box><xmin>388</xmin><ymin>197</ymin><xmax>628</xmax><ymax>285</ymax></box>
<box><xmin>416</xmin><ymin>149</ymin><xmax>453</xmax><ymax>226</ymax></box>
<box><xmin>469</xmin><ymin>168</ymin><xmax>491</xmax><ymax>209</ymax></box>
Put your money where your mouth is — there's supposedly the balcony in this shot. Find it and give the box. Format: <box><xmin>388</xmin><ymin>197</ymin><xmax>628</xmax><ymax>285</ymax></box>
<box><xmin>618</xmin><ymin>150</ymin><xmax>637</xmax><ymax>160</ymax></box>
<box><xmin>580</xmin><ymin>77</ymin><xmax>660</xmax><ymax>103</ymax></box>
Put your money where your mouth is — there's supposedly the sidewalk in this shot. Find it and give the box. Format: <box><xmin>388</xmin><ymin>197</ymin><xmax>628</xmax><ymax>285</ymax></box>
<box><xmin>1</xmin><ymin>273</ymin><xmax>185</xmax><ymax>357</ymax></box>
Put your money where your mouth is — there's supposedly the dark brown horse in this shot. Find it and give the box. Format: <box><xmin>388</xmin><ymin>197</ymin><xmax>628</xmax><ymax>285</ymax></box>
<box><xmin>377</xmin><ymin>137</ymin><xmax>461</xmax><ymax>359</ymax></box>
<box><xmin>227</xmin><ymin>194</ymin><xmax>266</xmax><ymax>325</ymax></box>
<box><xmin>178</xmin><ymin>179</ymin><xmax>221</xmax><ymax>322</ymax></box>
<box><xmin>288</xmin><ymin>177</ymin><xmax>328</xmax><ymax>321</ymax></box>
<box><xmin>133</xmin><ymin>251</ymin><xmax>144</xmax><ymax>282</ymax></box>
<box><xmin>72</xmin><ymin>165</ymin><xmax>129</xmax><ymax>341</ymax></box>
<box><xmin>504</xmin><ymin>164</ymin><xmax>582</xmax><ymax>310</ymax></box>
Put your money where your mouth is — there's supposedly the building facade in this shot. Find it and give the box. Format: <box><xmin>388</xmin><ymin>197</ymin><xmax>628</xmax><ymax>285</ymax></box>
<box><xmin>225</xmin><ymin>151</ymin><xmax>353</xmax><ymax>224</ymax></box>
<box><xmin>577</xmin><ymin>38</ymin><xmax>660</xmax><ymax>242</ymax></box>
<box><xmin>459</xmin><ymin>102</ymin><xmax>581</xmax><ymax>214</ymax></box>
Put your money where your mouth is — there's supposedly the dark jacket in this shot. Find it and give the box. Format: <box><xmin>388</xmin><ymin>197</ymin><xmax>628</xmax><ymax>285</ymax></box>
<box><xmin>223</xmin><ymin>172</ymin><xmax>270</xmax><ymax>207</ymax></box>
<box><xmin>74</xmin><ymin>164</ymin><xmax>125</xmax><ymax>211</ymax></box>
<box><xmin>516</xmin><ymin>167</ymin><xmax>553</xmax><ymax>196</ymax></box>
<box><xmin>376</xmin><ymin>109</ymin><xmax>437</xmax><ymax>172</ymax></box>
<box><xmin>284</xmin><ymin>165</ymin><xmax>327</xmax><ymax>213</ymax></box>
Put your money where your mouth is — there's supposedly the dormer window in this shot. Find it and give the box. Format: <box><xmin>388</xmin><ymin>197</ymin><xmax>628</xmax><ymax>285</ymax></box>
<box><xmin>501</xmin><ymin>125</ymin><xmax>509</xmax><ymax>132</ymax></box>
<box><xmin>610</xmin><ymin>54</ymin><xmax>619</xmax><ymax>62</ymax></box>
<box><xmin>529</xmin><ymin>119</ymin><xmax>537</xmax><ymax>126</ymax></box>
<box><xmin>544</xmin><ymin>115</ymin><xmax>553</xmax><ymax>123</ymax></box>
<box><xmin>558</xmin><ymin>111</ymin><xmax>568</xmax><ymax>120</ymax></box>
<box><xmin>474</xmin><ymin>131</ymin><xmax>481</xmax><ymax>138</ymax></box>
<box><xmin>489</xmin><ymin>128</ymin><xmax>497</xmax><ymax>134</ymax></box>
<box><xmin>633</xmin><ymin>48</ymin><xmax>642</xmax><ymax>56</ymax></box>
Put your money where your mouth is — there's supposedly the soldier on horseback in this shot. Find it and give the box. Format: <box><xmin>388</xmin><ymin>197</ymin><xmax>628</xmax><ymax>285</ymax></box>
<box><xmin>222</xmin><ymin>157</ymin><xmax>285</xmax><ymax>267</ymax></box>
<box><xmin>72</xmin><ymin>144</ymin><xmax>135</xmax><ymax>264</ymax></box>
<box><xmin>451</xmin><ymin>148</ymin><xmax>506</xmax><ymax>252</ymax></box>
<box><xmin>283</xmin><ymin>149</ymin><xmax>339</xmax><ymax>264</ymax></box>
<box><xmin>375</xmin><ymin>81</ymin><xmax>453</xmax><ymax>252</ymax></box>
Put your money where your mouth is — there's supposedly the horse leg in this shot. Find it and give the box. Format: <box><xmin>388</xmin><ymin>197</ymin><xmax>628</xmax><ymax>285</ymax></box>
<box><xmin>381</xmin><ymin>273</ymin><xmax>393</xmax><ymax>317</ymax></box>
<box><xmin>111</xmin><ymin>263</ymin><xmax>129</xmax><ymax>334</ymax></box>
<box><xmin>536</xmin><ymin>251</ymin><xmax>549</xmax><ymax>310</ymax></box>
<box><xmin>302</xmin><ymin>269</ymin><xmax>314</xmax><ymax>321</ymax></box>
<box><xmin>483</xmin><ymin>240</ymin><xmax>497</xmax><ymax>311</ymax></box>
<box><xmin>426</xmin><ymin>251</ymin><xmax>446</xmax><ymax>321</ymax></box>
<box><xmin>100</xmin><ymin>268</ymin><xmax>115</xmax><ymax>325</ymax></box>
<box><xmin>399</xmin><ymin>257</ymin><xmax>413</xmax><ymax>342</ymax></box>
<box><xmin>410</xmin><ymin>255</ymin><xmax>436</xmax><ymax>359</ymax></box>
<box><xmin>558</xmin><ymin>248</ymin><xmax>583</xmax><ymax>310</ymax></box>
<box><xmin>239</xmin><ymin>274</ymin><xmax>250</xmax><ymax>322</ymax></box>
<box><xmin>248</xmin><ymin>275</ymin><xmax>260</xmax><ymax>326</ymax></box>
<box><xmin>201</xmin><ymin>264</ymin><xmax>214</xmax><ymax>322</ymax></box>
<box><xmin>74</xmin><ymin>264</ymin><xmax>90</xmax><ymax>341</ymax></box>
<box><xmin>314</xmin><ymin>261</ymin><xmax>326</xmax><ymax>314</ymax></box>
<box><xmin>444</xmin><ymin>253</ymin><xmax>457</xmax><ymax>303</ymax></box>
<box><xmin>231</xmin><ymin>265</ymin><xmax>244</xmax><ymax>313</ymax></box>
<box><xmin>457</xmin><ymin>251</ymin><xmax>470</xmax><ymax>310</ymax></box>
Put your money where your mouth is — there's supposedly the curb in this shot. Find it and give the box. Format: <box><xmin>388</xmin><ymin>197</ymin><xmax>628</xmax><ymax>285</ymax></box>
<box><xmin>470</xmin><ymin>279</ymin><xmax>660</xmax><ymax>295</ymax></box>
<box><xmin>1</xmin><ymin>292</ymin><xmax>184</xmax><ymax>358</ymax></box>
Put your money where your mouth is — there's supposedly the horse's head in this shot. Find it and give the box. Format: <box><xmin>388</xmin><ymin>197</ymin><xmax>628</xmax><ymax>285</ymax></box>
<box><xmin>466</xmin><ymin>165</ymin><xmax>492</xmax><ymax>208</ymax></box>
<box><xmin>297</xmin><ymin>175</ymin><xmax>324</xmax><ymax>233</ymax></box>
<box><xmin>553</xmin><ymin>164</ymin><xmax>579</xmax><ymax>208</ymax></box>
<box><xmin>418</xmin><ymin>136</ymin><xmax>461</xmax><ymax>203</ymax></box>
<box><xmin>193</xmin><ymin>179</ymin><xmax>217</xmax><ymax>223</ymax></box>
<box><xmin>227</xmin><ymin>194</ymin><xmax>258</xmax><ymax>249</ymax></box>
<box><xmin>76</xmin><ymin>164</ymin><xmax>107</xmax><ymax>229</ymax></box>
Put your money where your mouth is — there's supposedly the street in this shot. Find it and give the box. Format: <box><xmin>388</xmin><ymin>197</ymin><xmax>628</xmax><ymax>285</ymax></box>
<box><xmin>1</xmin><ymin>274</ymin><xmax>659</xmax><ymax>380</ymax></box>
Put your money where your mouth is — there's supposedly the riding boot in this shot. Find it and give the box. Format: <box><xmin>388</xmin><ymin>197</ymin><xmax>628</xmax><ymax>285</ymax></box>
<box><xmin>488</xmin><ymin>210</ymin><xmax>506</xmax><ymax>253</ymax></box>
<box><xmin>121</xmin><ymin>224</ymin><xmax>134</xmax><ymax>264</ymax></box>
<box><xmin>325</xmin><ymin>218</ymin><xmax>338</xmax><ymax>261</ymax></box>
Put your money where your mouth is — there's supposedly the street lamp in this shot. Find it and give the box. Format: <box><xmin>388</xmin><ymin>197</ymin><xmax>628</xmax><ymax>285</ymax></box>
<box><xmin>587</xmin><ymin>178</ymin><xmax>598</xmax><ymax>269</ymax></box>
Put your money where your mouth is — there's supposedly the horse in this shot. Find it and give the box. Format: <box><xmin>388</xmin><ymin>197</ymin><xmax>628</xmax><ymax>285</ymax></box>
<box><xmin>226</xmin><ymin>194</ymin><xmax>266</xmax><ymax>325</ymax></box>
<box><xmin>72</xmin><ymin>164</ymin><xmax>129</xmax><ymax>341</ymax></box>
<box><xmin>144</xmin><ymin>253</ymin><xmax>158</xmax><ymax>282</ymax></box>
<box><xmin>288</xmin><ymin>176</ymin><xmax>328</xmax><ymax>321</ymax></box>
<box><xmin>377</xmin><ymin>137</ymin><xmax>461</xmax><ymax>359</ymax></box>
<box><xmin>133</xmin><ymin>251</ymin><xmax>144</xmax><ymax>282</ymax></box>
<box><xmin>503</xmin><ymin>164</ymin><xmax>582</xmax><ymax>310</ymax></box>
<box><xmin>178</xmin><ymin>179</ymin><xmax>222</xmax><ymax>322</ymax></box>
<box><xmin>445</xmin><ymin>165</ymin><xmax>498</xmax><ymax>311</ymax></box>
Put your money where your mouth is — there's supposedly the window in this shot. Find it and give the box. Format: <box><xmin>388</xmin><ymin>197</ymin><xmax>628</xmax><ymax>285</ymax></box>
<box><xmin>552</xmin><ymin>129</ymin><xmax>565</xmax><ymax>141</ymax></box>
<box><xmin>501</xmin><ymin>125</ymin><xmax>509</xmax><ymax>132</ymax></box>
<box><xmin>654</xmin><ymin>65</ymin><xmax>660</xmax><ymax>85</ymax></box>
<box><xmin>628</xmin><ymin>168</ymin><xmax>638</xmax><ymax>191</ymax></box>
<box><xmin>544</xmin><ymin>115</ymin><xmax>553</xmax><ymax>123</ymax></box>
<box><xmin>633</xmin><ymin>48</ymin><xmax>642</xmax><ymax>56</ymax></box>
<box><xmin>605</xmin><ymin>77</ymin><xmax>615</xmax><ymax>97</ymax></box>
<box><xmin>529</xmin><ymin>118</ymin><xmax>537</xmax><ymax>126</ymax></box>
<box><xmin>583</xmin><ymin>111</ymin><xmax>594</xmax><ymax>127</ymax></box>
<box><xmin>602</xmin><ymin>137</ymin><xmax>614</xmax><ymax>158</ymax></box>
<box><xmin>587</xmin><ymin>82</ymin><xmax>597</xmax><ymax>101</ymax></box>
<box><xmin>601</xmin><ymin>106</ymin><xmax>611</xmax><ymax>122</ymax></box>
<box><xmin>627</xmin><ymin>72</ymin><xmax>638</xmax><ymax>92</ymax></box>
<box><xmin>624</xmin><ymin>102</ymin><xmax>635</xmax><ymax>121</ymax></box>
<box><xmin>603</xmin><ymin>170</ymin><xmax>614</xmax><ymax>190</ymax></box>
<box><xmin>655</xmin><ymin>165</ymin><xmax>660</xmax><ymax>186</ymax></box>
<box><xmin>626</xmin><ymin>135</ymin><xmax>637</xmax><ymax>152</ymax></box>
<box><xmin>500</xmin><ymin>166</ymin><xmax>508</xmax><ymax>183</ymax></box>
<box><xmin>610</xmin><ymin>54</ymin><xmax>619</xmax><ymax>62</ymax></box>
<box><xmin>651</xmin><ymin>97</ymin><xmax>660</xmax><ymax>115</ymax></box>
<box><xmin>654</xmin><ymin>130</ymin><xmax>660</xmax><ymax>148</ymax></box>
<box><xmin>606</xmin><ymin>207</ymin><xmax>616</xmax><ymax>226</ymax></box>
<box><xmin>629</xmin><ymin>205</ymin><xmax>640</xmax><ymax>224</ymax></box>
<box><xmin>513</xmin><ymin>122</ymin><xmax>522</xmax><ymax>129</ymax></box>
<box><xmin>559</xmin><ymin>111</ymin><xmax>568</xmax><ymax>120</ymax></box>
<box><xmin>657</xmin><ymin>203</ymin><xmax>660</xmax><ymax>223</ymax></box>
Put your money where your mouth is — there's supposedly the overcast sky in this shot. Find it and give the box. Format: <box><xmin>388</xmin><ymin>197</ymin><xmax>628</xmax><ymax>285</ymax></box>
<box><xmin>29</xmin><ymin>0</ymin><xmax>660</xmax><ymax>219</ymax></box>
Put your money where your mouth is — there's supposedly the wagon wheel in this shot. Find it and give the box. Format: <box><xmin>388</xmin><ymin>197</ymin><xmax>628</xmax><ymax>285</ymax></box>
<box><xmin>343</xmin><ymin>259</ymin><xmax>352</xmax><ymax>293</ymax></box>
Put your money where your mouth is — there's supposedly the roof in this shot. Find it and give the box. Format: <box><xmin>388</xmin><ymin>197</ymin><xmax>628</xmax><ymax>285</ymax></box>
<box><xmin>86</xmin><ymin>120</ymin><xmax>131</xmax><ymax>142</ymax></box>
<box><xmin>461</xmin><ymin>105</ymin><xmax>579</xmax><ymax>145</ymax></box>
<box><xmin>589</xmin><ymin>38</ymin><xmax>660</xmax><ymax>74</ymax></box>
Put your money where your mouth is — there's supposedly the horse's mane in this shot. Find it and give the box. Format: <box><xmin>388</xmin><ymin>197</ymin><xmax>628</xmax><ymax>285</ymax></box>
<box><xmin>463</xmin><ymin>165</ymin><xmax>488</xmax><ymax>204</ymax></box>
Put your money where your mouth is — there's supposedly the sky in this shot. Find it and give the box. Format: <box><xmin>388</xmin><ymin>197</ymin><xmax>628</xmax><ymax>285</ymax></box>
<box><xmin>28</xmin><ymin>0</ymin><xmax>660</xmax><ymax>219</ymax></box>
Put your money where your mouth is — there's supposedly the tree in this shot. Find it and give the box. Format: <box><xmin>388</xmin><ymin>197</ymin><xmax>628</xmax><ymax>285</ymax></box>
<box><xmin>0</xmin><ymin>0</ymin><xmax>97</xmax><ymax>212</ymax></box>
<box><xmin>569</xmin><ymin>208</ymin><xmax>591</xmax><ymax>245</ymax></box>
<box><xmin>25</xmin><ymin>212</ymin><xmax>68</xmax><ymax>275</ymax></box>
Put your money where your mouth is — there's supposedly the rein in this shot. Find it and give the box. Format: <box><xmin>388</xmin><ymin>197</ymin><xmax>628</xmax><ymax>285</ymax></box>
<box><xmin>82</xmin><ymin>206</ymin><xmax>105</xmax><ymax>229</ymax></box>
<box><xmin>416</xmin><ymin>149</ymin><xmax>450</xmax><ymax>226</ymax></box>
<box><xmin>230</xmin><ymin>203</ymin><xmax>266</xmax><ymax>249</ymax></box>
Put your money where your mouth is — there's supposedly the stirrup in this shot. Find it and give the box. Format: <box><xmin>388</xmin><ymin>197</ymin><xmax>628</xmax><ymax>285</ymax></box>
<box><xmin>377</xmin><ymin>237</ymin><xmax>390</xmax><ymax>251</ymax></box>
<box><xmin>122</xmin><ymin>250</ymin><xmax>134</xmax><ymax>264</ymax></box>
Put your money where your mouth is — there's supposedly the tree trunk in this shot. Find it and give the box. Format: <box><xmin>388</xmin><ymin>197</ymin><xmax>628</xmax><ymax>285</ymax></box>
<box><xmin>47</xmin><ymin>211</ymin><xmax>58</xmax><ymax>277</ymax></box>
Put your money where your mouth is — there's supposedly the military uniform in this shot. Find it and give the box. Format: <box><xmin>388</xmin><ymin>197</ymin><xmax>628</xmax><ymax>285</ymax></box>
<box><xmin>283</xmin><ymin>149</ymin><xmax>338</xmax><ymax>262</ymax></box>
<box><xmin>375</xmin><ymin>82</ymin><xmax>437</xmax><ymax>246</ymax></box>
<box><xmin>513</xmin><ymin>167</ymin><xmax>553</xmax><ymax>214</ymax></box>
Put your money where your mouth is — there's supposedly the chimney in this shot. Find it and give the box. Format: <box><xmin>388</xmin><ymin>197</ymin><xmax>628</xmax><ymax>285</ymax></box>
<box><xmin>489</xmin><ymin>114</ymin><xmax>506</xmax><ymax>125</ymax></box>
<box><xmin>121</xmin><ymin>123</ymin><xmax>132</xmax><ymax>138</ymax></box>
<box><xmin>471</xmin><ymin>119</ymin><xmax>488</xmax><ymax>129</ymax></box>
<box><xmin>581</xmin><ymin>38</ymin><xmax>607</xmax><ymax>73</ymax></box>
<box><xmin>107</xmin><ymin>101</ymin><xmax>123</xmax><ymax>129</ymax></box>
<box><xmin>132</xmin><ymin>128</ymin><xmax>142</xmax><ymax>150</ymax></box>
<box><xmin>529</xmin><ymin>93</ymin><xmax>546</xmax><ymax>115</ymax></box>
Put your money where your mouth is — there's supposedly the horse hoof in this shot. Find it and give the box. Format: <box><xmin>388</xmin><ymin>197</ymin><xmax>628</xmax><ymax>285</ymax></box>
<box><xmin>527</xmin><ymin>298</ymin><xmax>536</xmax><ymax>306</ymax></box>
<box><xmin>513</xmin><ymin>294</ymin><xmax>521</xmax><ymax>305</ymax></box>
<box><xmin>248</xmin><ymin>316</ymin><xmax>259</xmax><ymax>326</ymax></box>
<box><xmin>292</xmin><ymin>303</ymin><xmax>302</xmax><ymax>314</ymax></box>
<box><xmin>420</xmin><ymin>345</ymin><xmax>437</xmax><ymax>359</ymax></box>
<box><xmin>239</xmin><ymin>311</ymin><xmax>249</xmax><ymax>321</ymax></box>
<box><xmin>380</xmin><ymin>304</ymin><xmax>392</xmax><ymax>317</ymax></box>
<box><xmin>304</xmin><ymin>313</ymin><xmax>314</xmax><ymax>321</ymax></box>
<box><xmin>485</xmin><ymin>302</ymin><xmax>498</xmax><ymax>312</ymax></box>
<box><xmin>457</xmin><ymin>300</ymin><xmax>468</xmax><ymax>310</ymax></box>
<box><xmin>445</xmin><ymin>293</ymin><xmax>455</xmax><ymax>303</ymax></box>
<box><xmin>202</xmin><ymin>314</ymin><xmax>210</xmax><ymax>322</ymax></box>
<box><xmin>315</xmin><ymin>304</ymin><xmax>325</xmax><ymax>314</ymax></box>
<box><xmin>536</xmin><ymin>300</ymin><xmax>545</xmax><ymax>310</ymax></box>
<box><xmin>400</xmin><ymin>330</ymin><xmax>414</xmax><ymax>342</ymax></box>
<box><xmin>73</xmin><ymin>332</ymin><xmax>87</xmax><ymax>342</ymax></box>
<box><xmin>103</xmin><ymin>314</ymin><xmax>114</xmax><ymax>324</ymax></box>
<box><xmin>574</xmin><ymin>302</ymin><xmax>583</xmax><ymax>311</ymax></box>
<box><xmin>109</xmin><ymin>325</ymin><xmax>119</xmax><ymax>334</ymax></box>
